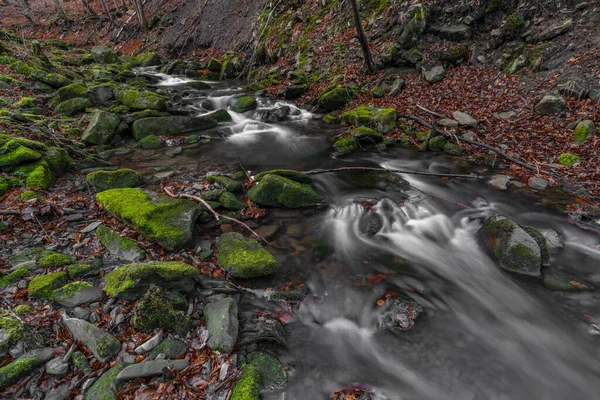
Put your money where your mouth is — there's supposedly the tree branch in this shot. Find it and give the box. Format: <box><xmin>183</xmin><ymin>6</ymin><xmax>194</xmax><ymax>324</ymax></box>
<box><xmin>301</xmin><ymin>166</ymin><xmax>481</xmax><ymax>179</ymax></box>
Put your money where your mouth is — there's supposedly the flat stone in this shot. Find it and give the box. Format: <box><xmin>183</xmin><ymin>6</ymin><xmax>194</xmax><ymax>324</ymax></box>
<box><xmin>438</xmin><ymin>118</ymin><xmax>459</xmax><ymax>127</ymax></box>
<box><xmin>82</xmin><ymin>221</ymin><xmax>102</xmax><ymax>233</ymax></box>
<box><xmin>205</xmin><ymin>297</ymin><xmax>239</xmax><ymax>353</ymax></box>
<box><xmin>45</xmin><ymin>384</ymin><xmax>70</xmax><ymax>400</ymax></box>
<box><xmin>46</xmin><ymin>356</ymin><xmax>70</xmax><ymax>375</ymax></box>
<box><xmin>65</xmin><ymin>213</ymin><xmax>85</xmax><ymax>222</ymax></box>
<box><xmin>494</xmin><ymin>111</ymin><xmax>518</xmax><ymax>119</ymax></box>
<box><xmin>62</xmin><ymin>314</ymin><xmax>120</xmax><ymax>362</ymax></box>
<box><xmin>154</xmin><ymin>170</ymin><xmax>175</xmax><ymax>179</ymax></box>
<box><xmin>56</xmin><ymin>286</ymin><xmax>104</xmax><ymax>308</ymax></box>
<box><xmin>135</xmin><ymin>331</ymin><xmax>164</xmax><ymax>354</ymax></box>
<box><xmin>116</xmin><ymin>359</ymin><xmax>189</xmax><ymax>381</ymax></box>
<box><xmin>389</xmin><ymin>78</ymin><xmax>405</xmax><ymax>96</ymax></box>
<box><xmin>488</xmin><ymin>175</ymin><xmax>510</xmax><ymax>190</ymax></box>
<box><xmin>423</xmin><ymin>65</ymin><xmax>446</xmax><ymax>84</ymax></box>
<box><xmin>452</xmin><ymin>111</ymin><xmax>478</xmax><ymax>127</ymax></box>
<box><xmin>527</xmin><ymin>177</ymin><xmax>549</xmax><ymax>190</ymax></box>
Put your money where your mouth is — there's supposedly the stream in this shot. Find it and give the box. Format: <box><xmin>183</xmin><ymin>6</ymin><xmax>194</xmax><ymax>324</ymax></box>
<box><xmin>127</xmin><ymin>69</ymin><xmax>600</xmax><ymax>399</ymax></box>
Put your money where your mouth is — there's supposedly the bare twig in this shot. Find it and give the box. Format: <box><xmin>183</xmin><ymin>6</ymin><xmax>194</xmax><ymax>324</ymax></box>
<box><xmin>238</xmin><ymin>157</ymin><xmax>253</xmax><ymax>183</ymax></box>
<box><xmin>162</xmin><ymin>184</ymin><xmax>271</xmax><ymax>245</ymax></box>
<box><xmin>0</xmin><ymin>210</ymin><xmax>20</xmax><ymax>216</ymax></box>
<box><xmin>302</xmin><ymin>166</ymin><xmax>481</xmax><ymax>179</ymax></box>
<box><xmin>416</xmin><ymin>104</ymin><xmax>446</xmax><ymax>119</ymax></box>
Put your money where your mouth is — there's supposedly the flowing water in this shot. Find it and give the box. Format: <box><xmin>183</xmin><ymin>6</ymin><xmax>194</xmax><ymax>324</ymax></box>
<box><xmin>132</xmin><ymin>69</ymin><xmax>600</xmax><ymax>399</ymax></box>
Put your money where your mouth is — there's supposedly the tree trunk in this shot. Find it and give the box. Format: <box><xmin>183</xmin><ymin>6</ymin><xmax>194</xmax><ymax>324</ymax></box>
<box><xmin>133</xmin><ymin>0</ymin><xmax>147</xmax><ymax>31</ymax></box>
<box><xmin>16</xmin><ymin>0</ymin><xmax>35</xmax><ymax>24</ymax></box>
<box><xmin>51</xmin><ymin>0</ymin><xmax>70</xmax><ymax>21</ymax></box>
<box><xmin>81</xmin><ymin>0</ymin><xmax>96</xmax><ymax>16</ymax></box>
<box><xmin>98</xmin><ymin>0</ymin><xmax>115</xmax><ymax>25</ymax></box>
<box><xmin>350</xmin><ymin>0</ymin><xmax>374</xmax><ymax>74</ymax></box>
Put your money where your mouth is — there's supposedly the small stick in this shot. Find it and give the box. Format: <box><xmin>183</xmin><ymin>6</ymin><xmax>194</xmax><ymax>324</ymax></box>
<box><xmin>302</xmin><ymin>166</ymin><xmax>481</xmax><ymax>179</ymax></box>
<box><xmin>415</xmin><ymin>104</ymin><xmax>446</xmax><ymax>119</ymax></box>
<box><xmin>238</xmin><ymin>157</ymin><xmax>254</xmax><ymax>182</ymax></box>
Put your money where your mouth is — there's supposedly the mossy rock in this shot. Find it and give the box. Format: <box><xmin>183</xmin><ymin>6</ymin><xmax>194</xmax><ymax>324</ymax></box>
<box><xmin>87</xmin><ymin>168</ymin><xmax>142</xmax><ymax>191</ymax></box>
<box><xmin>0</xmin><ymin>313</ymin><xmax>27</xmax><ymax>350</ymax></box>
<box><xmin>91</xmin><ymin>46</ymin><xmax>120</xmax><ymax>64</ymax></box>
<box><xmin>0</xmin><ymin>179</ymin><xmax>7</xmax><ymax>197</ymax></box>
<box><xmin>248</xmin><ymin>174</ymin><xmax>324</xmax><ymax>208</ymax></box>
<box><xmin>207</xmin><ymin>175</ymin><xmax>242</xmax><ymax>192</ymax></box>
<box><xmin>444</xmin><ymin>142</ymin><xmax>464</xmax><ymax>155</ymax></box>
<box><xmin>25</xmin><ymin>161</ymin><xmax>52</xmax><ymax>189</ymax></box>
<box><xmin>52</xmin><ymin>281</ymin><xmax>99</xmax><ymax>305</ymax></box>
<box><xmin>216</xmin><ymin>232</ymin><xmax>278</xmax><ymax>278</ymax></box>
<box><xmin>38</xmin><ymin>252</ymin><xmax>73</xmax><ymax>268</ymax></box>
<box><xmin>55</xmin><ymin>97</ymin><xmax>91</xmax><ymax>116</ymax></box>
<box><xmin>231</xmin><ymin>364</ymin><xmax>261</xmax><ymax>400</ymax></box>
<box><xmin>103</xmin><ymin>261</ymin><xmax>199</xmax><ymax>300</ymax></box>
<box><xmin>44</xmin><ymin>146</ymin><xmax>73</xmax><ymax>175</ymax></box>
<box><xmin>116</xmin><ymin>89</ymin><xmax>167</xmax><ymax>111</ymax></box>
<box><xmin>138</xmin><ymin>134</ymin><xmax>162</xmax><ymax>149</ymax></box>
<box><xmin>186</xmin><ymin>81</ymin><xmax>211</xmax><ymax>90</ymax></box>
<box><xmin>334</xmin><ymin>137</ymin><xmax>358</xmax><ymax>156</ymax></box>
<box><xmin>245</xmin><ymin>351</ymin><xmax>287</xmax><ymax>390</ymax></box>
<box><xmin>10</xmin><ymin>61</ymin><xmax>34</xmax><ymax>76</ymax></box>
<box><xmin>573</xmin><ymin>120</ymin><xmax>595</xmax><ymax>143</ymax></box>
<box><xmin>29</xmin><ymin>70</ymin><xmax>71</xmax><ymax>88</ymax></box>
<box><xmin>14</xmin><ymin>97</ymin><xmax>35</xmax><ymax>108</ymax></box>
<box><xmin>131</xmin><ymin>285</ymin><xmax>192</xmax><ymax>335</ymax></box>
<box><xmin>148</xmin><ymin>339</ymin><xmax>187</xmax><ymax>359</ymax></box>
<box><xmin>558</xmin><ymin>153</ymin><xmax>580</xmax><ymax>167</ymax></box>
<box><xmin>221</xmin><ymin>60</ymin><xmax>235</xmax><ymax>79</ymax></box>
<box><xmin>323</xmin><ymin>113</ymin><xmax>341</xmax><ymax>124</ymax></box>
<box><xmin>428</xmin><ymin>135</ymin><xmax>447</xmax><ymax>151</ymax></box>
<box><xmin>67</xmin><ymin>263</ymin><xmax>98</xmax><ymax>279</ymax></box>
<box><xmin>132</xmin><ymin>115</ymin><xmax>217</xmax><ymax>141</ymax></box>
<box><xmin>0</xmin><ymin>267</ymin><xmax>29</xmax><ymax>288</ymax></box>
<box><xmin>28</xmin><ymin>271</ymin><xmax>68</xmax><ymax>299</ymax></box>
<box><xmin>317</xmin><ymin>87</ymin><xmax>350</xmax><ymax>111</ymax></box>
<box><xmin>57</xmin><ymin>83</ymin><xmax>88</xmax><ymax>102</ymax></box>
<box><xmin>0</xmin><ymin>352</ymin><xmax>47</xmax><ymax>391</ymax></box>
<box><xmin>14</xmin><ymin>305</ymin><xmax>31</xmax><ymax>315</ymax></box>
<box><xmin>83</xmin><ymin>362</ymin><xmax>127</xmax><ymax>400</ymax></box>
<box><xmin>207</xmin><ymin>58</ymin><xmax>223</xmax><ymax>73</ymax></box>
<box><xmin>351</xmin><ymin>126</ymin><xmax>383</xmax><ymax>143</ymax></box>
<box><xmin>96</xmin><ymin>188</ymin><xmax>201</xmax><ymax>251</ymax></box>
<box><xmin>96</xmin><ymin>224</ymin><xmax>145</xmax><ymax>262</ymax></box>
<box><xmin>341</xmin><ymin>105</ymin><xmax>397</xmax><ymax>134</ymax></box>
<box><xmin>212</xmin><ymin>109</ymin><xmax>232</xmax><ymax>122</ymax></box>
<box><xmin>231</xmin><ymin>96</ymin><xmax>258</xmax><ymax>113</ymax></box>
<box><xmin>81</xmin><ymin>111</ymin><xmax>120</xmax><ymax>146</ymax></box>
<box><xmin>219</xmin><ymin>191</ymin><xmax>246</xmax><ymax>210</ymax></box>
<box><xmin>0</xmin><ymin>144</ymin><xmax>42</xmax><ymax>171</ymax></box>
<box><xmin>254</xmin><ymin>169</ymin><xmax>310</xmax><ymax>183</ymax></box>
<box><xmin>134</xmin><ymin>51</ymin><xmax>162</xmax><ymax>67</ymax></box>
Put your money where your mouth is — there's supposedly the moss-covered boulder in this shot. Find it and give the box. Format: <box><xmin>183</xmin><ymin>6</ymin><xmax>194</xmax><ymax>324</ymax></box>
<box><xmin>28</xmin><ymin>271</ymin><xmax>68</xmax><ymax>299</ymax></box>
<box><xmin>207</xmin><ymin>175</ymin><xmax>242</xmax><ymax>192</ymax></box>
<box><xmin>96</xmin><ymin>188</ymin><xmax>201</xmax><ymax>251</ymax></box>
<box><xmin>53</xmin><ymin>281</ymin><xmax>103</xmax><ymax>307</ymax></box>
<box><xmin>55</xmin><ymin>97</ymin><xmax>91</xmax><ymax>116</ymax></box>
<box><xmin>254</xmin><ymin>169</ymin><xmax>310</xmax><ymax>183</ymax></box>
<box><xmin>57</xmin><ymin>83</ymin><xmax>88</xmax><ymax>102</ymax></box>
<box><xmin>212</xmin><ymin>108</ymin><xmax>232</xmax><ymax>122</ymax></box>
<box><xmin>317</xmin><ymin>87</ymin><xmax>350</xmax><ymax>111</ymax></box>
<box><xmin>0</xmin><ymin>144</ymin><xmax>41</xmax><ymax>170</ymax></box>
<box><xmin>428</xmin><ymin>135</ymin><xmax>447</xmax><ymax>151</ymax></box>
<box><xmin>44</xmin><ymin>146</ymin><xmax>73</xmax><ymax>174</ymax></box>
<box><xmin>231</xmin><ymin>364</ymin><xmax>261</xmax><ymax>400</ymax></box>
<box><xmin>0</xmin><ymin>349</ymin><xmax>52</xmax><ymax>391</ymax></box>
<box><xmin>248</xmin><ymin>174</ymin><xmax>324</xmax><ymax>208</ymax></box>
<box><xmin>207</xmin><ymin>58</ymin><xmax>222</xmax><ymax>73</ymax></box>
<box><xmin>38</xmin><ymin>252</ymin><xmax>73</xmax><ymax>268</ymax></box>
<box><xmin>138</xmin><ymin>134</ymin><xmax>162</xmax><ymax>149</ymax></box>
<box><xmin>351</xmin><ymin>126</ymin><xmax>384</xmax><ymax>143</ymax></box>
<box><xmin>219</xmin><ymin>191</ymin><xmax>246</xmax><ymax>210</ymax></box>
<box><xmin>84</xmin><ymin>361</ymin><xmax>127</xmax><ymax>400</ymax></box>
<box><xmin>558</xmin><ymin>153</ymin><xmax>580</xmax><ymax>167</ymax></box>
<box><xmin>62</xmin><ymin>314</ymin><xmax>120</xmax><ymax>363</ymax></box>
<box><xmin>216</xmin><ymin>232</ymin><xmax>277</xmax><ymax>278</ymax></box>
<box><xmin>245</xmin><ymin>351</ymin><xmax>287</xmax><ymax>390</ymax></box>
<box><xmin>478</xmin><ymin>215</ymin><xmax>545</xmax><ymax>277</ymax></box>
<box><xmin>334</xmin><ymin>137</ymin><xmax>358</xmax><ymax>156</ymax></box>
<box><xmin>132</xmin><ymin>116</ymin><xmax>217</xmax><ymax>141</ymax></box>
<box><xmin>96</xmin><ymin>224</ymin><xmax>145</xmax><ymax>262</ymax></box>
<box><xmin>117</xmin><ymin>89</ymin><xmax>167</xmax><ymax>111</ymax></box>
<box><xmin>103</xmin><ymin>261</ymin><xmax>199</xmax><ymax>300</ymax></box>
<box><xmin>341</xmin><ymin>105</ymin><xmax>397</xmax><ymax>134</ymax></box>
<box><xmin>81</xmin><ymin>111</ymin><xmax>120</xmax><ymax>145</ymax></box>
<box><xmin>231</xmin><ymin>96</ymin><xmax>258</xmax><ymax>113</ymax></box>
<box><xmin>29</xmin><ymin>70</ymin><xmax>71</xmax><ymax>88</ymax></box>
<box><xmin>0</xmin><ymin>267</ymin><xmax>29</xmax><ymax>288</ymax></box>
<box><xmin>91</xmin><ymin>46</ymin><xmax>120</xmax><ymax>64</ymax></box>
<box><xmin>0</xmin><ymin>313</ymin><xmax>27</xmax><ymax>351</ymax></box>
<box><xmin>87</xmin><ymin>168</ymin><xmax>142</xmax><ymax>191</ymax></box>
<box><xmin>19</xmin><ymin>189</ymin><xmax>42</xmax><ymax>201</ymax></box>
<box><xmin>25</xmin><ymin>161</ymin><xmax>52</xmax><ymax>189</ymax></box>
<box><xmin>131</xmin><ymin>285</ymin><xmax>192</xmax><ymax>335</ymax></box>
<box><xmin>134</xmin><ymin>51</ymin><xmax>161</xmax><ymax>67</ymax></box>
<box><xmin>204</xmin><ymin>296</ymin><xmax>238</xmax><ymax>352</ymax></box>
<box><xmin>573</xmin><ymin>120</ymin><xmax>595</xmax><ymax>143</ymax></box>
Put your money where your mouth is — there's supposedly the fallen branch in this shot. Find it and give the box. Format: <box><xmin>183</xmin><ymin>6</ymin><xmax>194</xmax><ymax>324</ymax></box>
<box><xmin>397</xmin><ymin>113</ymin><xmax>537</xmax><ymax>171</ymax></box>
<box><xmin>162</xmin><ymin>184</ymin><xmax>271</xmax><ymax>245</ymax></box>
<box><xmin>301</xmin><ymin>166</ymin><xmax>481</xmax><ymax>179</ymax></box>
<box><xmin>416</xmin><ymin>104</ymin><xmax>447</xmax><ymax>119</ymax></box>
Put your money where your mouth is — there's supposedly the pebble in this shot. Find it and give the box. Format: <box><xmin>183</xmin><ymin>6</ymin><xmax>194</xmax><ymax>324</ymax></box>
<box><xmin>528</xmin><ymin>177</ymin><xmax>549</xmax><ymax>190</ymax></box>
<box><xmin>438</xmin><ymin>118</ymin><xmax>459</xmax><ymax>127</ymax></box>
<box><xmin>488</xmin><ymin>175</ymin><xmax>511</xmax><ymax>190</ymax></box>
<box><xmin>45</xmin><ymin>384</ymin><xmax>70</xmax><ymax>400</ymax></box>
<box><xmin>65</xmin><ymin>213</ymin><xmax>84</xmax><ymax>222</ymax></box>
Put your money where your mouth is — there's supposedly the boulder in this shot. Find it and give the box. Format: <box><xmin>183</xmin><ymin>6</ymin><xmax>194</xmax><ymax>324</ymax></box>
<box><xmin>55</xmin><ymin>97</ymin><xmax>91</xmax><ymax>116</ymax></box>
<box><xmin>116</xmin><ymin>359</ymin><xmax>189</xmax><ymax>381</ymax></box>
<box><xmin>351</xmin><ymin>126</ymin><xmax>383</xmax><ymax>143</ymax></box>
<box><xmin>53</xmin><ymin>282</ymin><xmax>103</xmax><ymax>307</ymax></box>
<box><xmin>573</xmin><ymin>120</ymin><xmax>595</xmax><ymax>143</ymax></box>
<box><xmin>231</xmin><ymin>96</ymin><xmax>258</xmax><ymax>113</ymax></box>
<box><xmin>57</xmin><ymin>83</ymin><xmax>88</xmax><ymax>102</ymax></box>
<box><xmin>86</xmin><ymin>168</ymin><xmax>142</xmax><ymax>191</ymax></box>
<box><xmin>148</xmin><ymin>340</ymin><xmax>188</xmax><ymax>359</ymax></box>
<box><xmin>478</xmin><ymin>215</ymin><xmax>545</xmax><ymax>277</ymax></box>
<box><xmin>138</xmin><ymin>134</ymin><xmax>162</xmax><ymax>149</ymax></box>
<box><xmin>91</xmin><ymin>46</ymin><xmax>120</xmax><ymax>64</ymax></box>
<box><xmin>429</xmin><ymin>24</ymin><xmax>471</xmax><ymax>41</ymax></box>
<box><xmin>0</xmin><ymin>145</ymin><xmax>41</xmax><ymax>171</ymax></box>
<box><xmin>134</xmin><ymin>51</ymin><xmax>162</xmax><ymax>67</ymax></box>
<box><xmin>248</xmin><ymin>174</ymin><xmax>324</xmax><ymax>208</ymax></box>
<box><xmin>83</xmin><ymin>362</ymin><xmax>127</xmax><ymax>400</ymax></box>
<box><xmin>219</xmin><ymin>191</ymin><xmax>246</xmax><ymax>210</ymax></box>
<box><xmin>62</xmin><ymin>314</ymin><xmax>120</xmax><ymax>362</ymax></box>
<box><xmin>284</xmin><ymin>85</ymin><xmax>307</xmax><ymax>100</ymax></box>
<box><xmin>334</xmin><ymin>137</ymin><xmax>358</xmax><ymax>155</ymax></box>
<box><xmin>535</xmin><ymin>19</ymin><xmax>573</xmax><ymax>42</ymax></box>
<box><xmin>389</xmin><ymin>78</ymin><xmax>405</xmax><ymax>96</ymax></box>
<box><xmin>245</xmin><ymin>351</ymin><xmax>287</xmax><ymax>390</ymax></box>
<box><xmin>317</xmin><ymin>87</ymin><xmax>350</xmax><ymax>111</ymax></box>
<box><xmin>132</xmin><ymin>116</ymin><xmax>217</xmax><ymax>141</ymax></box>
<box><xmin>341</xmin><ymin>105</ymin><xmax>397</xmax><ymax>134</ymax></box>
<box><xmin>216</xmin><ymin>232</ymin><xmax>278</xmax><ymax>278</ymax></box>
<box><xmin>96</xmin><ymin>225</ymin><xmax>145</xmax><ymax>262</ymax></box>
<box><xmin>527</xmin><ymin>177</ymin><xmax>548</xmax><ymax>190</ymax></box>
<box><xmin>46</xmin><ymin>356</ymin><xmax>69</xmax><ymax>375</ymax></box>
<box><xmin>0</xmin><ymin>348</ymin><xmax>53</xmax><ymax>391</ymax></box>
<box><xmin>253</xmin><ymin>169</ymin><xmax>311</xmax><ymax>183</ymax></box>
<box><xmin>96</xmin><ymin>188</ymin><xmax>202</xmax><ymax>251</ymax></box>
<box><xmin>428</xmin><ymin>135</ymin><xmax>447</xmax><ymax>151</ymax></box>
<box><xmin>103</xmin><ymin>261</ymin><xmax>199</xmax><ymax>300</ymax></box>
<box><xmin>423</xmin><ymin>65</ymin><xmax>445</xmax><ymax>84</ymax></box>
<box><xmin>89</xmin><ymin>84</ymin><xmax>115</xmax><ymax>104</ymax></box>
<box><xmin>29</xmin><ymin>70</ymin><xmax>71</xmax><ymax>88</ymax></box>
<box><xmin>117</xmin><ymin>89</ymin><xmax>167</xmax><ymax>111</ymax></box>
<box><xmin>205</xmin><ymin>297</ymin><xmax>238</xmax><ymax>353</ymax></box>
<box><xmin>28</xmin><ymin>271</ymin><xmax>68</xmax><ymax>299</ymax></box>
<box><xmin>82</xmin><ymin>111</ymin><xmax>120</xmax><ymax>145</ymax></box>
<box><xmin>131</xmin><ymin>285</ymin><xmax>192</xmax><ymax>334</ymax></box>
<box><xmin>534</xmin><ymin>95</ymin><xmax>566</xmax><ymax>115</ymax></box>
<box><xmin>452</xmin><ymin>111</ymin><xmax>478</xmax><ymax>127</ymax></box>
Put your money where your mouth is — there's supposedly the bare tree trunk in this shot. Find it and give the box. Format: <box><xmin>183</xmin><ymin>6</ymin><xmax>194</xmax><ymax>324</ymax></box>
<box><xmin>15</xmin><ymin>0</ymin><xmax>35</xmax><ymax>24</ymax></box>
<box><xmin>98</xmin><ymin>0</ymin><xmax>115</xmax><ymax>25</ymax></box>
<box><xmin>51</xmin><ymin>0</ymin><xmax>70</xmax><ymax>21</ymax></box>
<box><xmin>350</xmin><ymin>0</ymin><xmax>374</xmax><ymax>74</ymax></box>
<box><xmin>81</xmin><ymin>0</ymin><xmax>95</xmax><ymax>16</ymax></box>
<box><xmin>133</xmin><ymin>0</ymin><xmax>147</xmax><ymax>31</ymax></box>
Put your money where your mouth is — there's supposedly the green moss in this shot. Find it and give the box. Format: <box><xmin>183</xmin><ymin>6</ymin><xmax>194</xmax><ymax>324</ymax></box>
<box><xmin>54</xmin><ymin>97</ymin><xmax>91</xmax><ymax>116</ymax></box>
<box><xmin>558</xmin><ymin>153</ymin><xmax>580</xmax><ymax>167</ymax></box>
<box><xmin>341</xmin><ymin>105</ymin><xmax>397</xmax><ymax>134</ymax></box>
<box><xmin>71</xmin><ymin>351</ymin><xmax>92</xmax><ymax>375</ymax></box>
<box><xmin>232</xmin><ymin>96</ymin><xmax>258</xmax><ymax>113</ymax></box>
<box><xmin>507</xmin><ymin>14</ymin><xmax>525</xmax><ymax>28</ymax></box>
<box><xmin>212</xmin><ymin>109</ymin><xmax>232</xmax><ymax>122</ymax></box>
<box><xmin>83</xmin><ymin>362</ymin><xmax>126</xmax><ymax>400</ymax></box>
<box><xmin>254</xmin><ymin>169</ymin><xmax>310</xmax><ymax>183</ymax></box>
<box><xmin>103</xmin><ymin>261</ymin><xmax>199</xmax><ymax>299</ymax></box>
<box><xmin>247</xmin><ymin>174</ymin><xmax>324</xmax><ymax>208</ymax></box>
<box><xmin>351</xmin><ymin>126</ymin><xmax>383</xmax><ymax>143</ymax></box>
<box><xmin>87</xmin><ymin>168</ymin><xmax>142</xmax><ymax>191</ymax></box>
<box><xmin>334</xmin><ymin>137</ymin><xmax>358</xmax><ymax>155</ymax></box>
<box><xmin>38</xmin><ymin>253</ymin><xmax>73</xmax><ymax>268</ymax></box>
<box><xmin>25</xmin><ymin>162</ymin><xmax>52</xmax><ymax>189</ymax></box>
<box><xmin>219</xmin><ymin>191</ymin><xmax>246</xmax><ymax>210</ymax></box>
<box><xmin>0</xmin><ymin>355</ymin><xmax>41</xmax><ymax>391</ymax></box>
<box><xmin>370</xmin><ymin>86</ymin><xmax>385</xmax><ymax>98</ymax></box>
<box><xmin>96</xmin><ymin>224</ymin><xmax>144</xmax><ymax>260</ymax></box>
<box><xmin>52</xmin><ymin>281</ymin><xmax>92</xmax><ymax>302</ymax></box>
<box><xmin>14</xmin><ymin>97</ymin><xmax>35</xmax><ymax>108</ymax></box>
<box><xmin>0</xmin><ymin>313</ymin><xmax>27</xmax><ymax>348</ymax></box>
<box><xmin>44</xmin><ymin>146</ymin><xmax>73</xmax><ymax>174</ymax></box>
<box><xmin>523</xmin><ymin>226</ymin><xmax>549</xmax><ymax>265</ymax></box>
<box><xmin>208</xmin><ymin>175</ymin><xmax>242</xmax><ymax>192</ymax></box>
<box><xmin>67</xmin><ymin>263</ymin><xmax>93</xmax><ymax>279</ymax></box>
<box><xmin>246</xmin><ymin>351</ymin><xmax>287</xmax><ymax>389</ymax></box>
<box><xmin>574</xmin><ymin>120</ymin><xmax>595</xmax><ymax>143</ymax></box>
<box><xmin>19</xmin><ymin>190</ymin><xmax>42</xmax><ymax>201</ymax></box>
<box><xmin>0</xmin><ymin>145</ymin><xmax>42</xmax><ymax>171</ymax></box>
<box><xmin>10</xmin><ymin>61</ymin><xmax>34</xmax><ymax>76</ymax></box>
<box><xmin>323</xmin><ymin>113</ymin><xmax>340</xmax><ymax>124</ymax></box>
<box><xmin>14</xmin><ymin>305</ymin><xmax>31</xmax><ymax>315</ymax></box>
<box><xmin>318</xmin><ymin>87</ymin><xmax>350</xmax><ymax>111</ymax></box>
<box><xmin>428</xmin><ymin>135</ymin><xmax>447</xmax><ymax>151</ymax></box>
<box><xmin>216</xmin><ymin>232</ymin><xmax>278</xmax><ymax>278</ymax></box>
<box><xmin>137</xmin><ymin>134</ymin><xmax>161</xmax><ymax>149</ymax></box>
<box><xmin>131</xmin><ymin>285</ymin><xmax>192</xmax><ymax>335</ymax></box>
<box><xmin>117</xmin><ymin>89</ymin><xmax>167</xmax><ymax>111</ymax></box>
<box><xmin>28</xmin><ymin>271</ymin><xmax>67</xmax><ymax>299</ymax></box>
<box><xmin>231</xmin><ymin>364</ymin><xmax>261</xmax><ymax>400</ymax></box>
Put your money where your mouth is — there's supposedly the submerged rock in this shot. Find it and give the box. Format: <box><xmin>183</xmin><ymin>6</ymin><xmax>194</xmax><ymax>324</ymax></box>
<box><xmin>62</xmin><ymin>314</ymin><xmax>120</xmax><ymax>362</ymax></box>
<box><xmin>131</xmin><ymin>285</ymin><xmax>192</xmax><ymax>335</ymax></box>
<box><xmin>132</xmin><ymin>115</ymin><xmax>217</xmax><ymax>141</ymax></box>
<box><xmin>205</xmin><ymin>297</ymin><xmax>239</xmax><ymax>353</ymax></box>
<box><xmin>543</xmin><ymin>269</ymin><xmax>594</xmax><ymax>291</ymax></box>
<box><xmin>217</xmin><ymin>232</ymin><xmax>277</xmax><ymax>278</ymax></box>
<box><xmin>96</xmin><ymin>225</ymin><xmax>145</xmax><ymax>262</ymax></box>
<box><xmin>96</xmin><ymin>188</ymin><xmax>202</xmax><ymax>251</ymax></box>
<box><xmin>103</xmin><ymin>261</ymin><xmax>199</xmax><ymax>300</ymax></box>
<box><xmin>479</xmin><ymin>215</ymin><xmax>546</xmax><ymax>277</ymax></box>
<box><xmin>248</xmin><ymin>174</ymin><xmax>324</xmax><ymax>208</ymax></box>
<box><xmin>341</xmin><ymin>105</ymin><xmax>397</xmax><ymax>134</ymax></box>
<box><xmin>231</xmin><ymin>96</ymin><xmax>258</xmax><ymax>113</ymax></box>
<box><xmin>379</xmin><ymin>296</ymin><xmax>423</xmax><ymax>332</ymax></box>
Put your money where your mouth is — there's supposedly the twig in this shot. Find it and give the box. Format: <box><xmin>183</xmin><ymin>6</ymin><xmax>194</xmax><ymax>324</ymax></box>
<box><xmin>416</xmin><ymin>104</ymin><xmax>446</xmax><ymax>119</ymax></box>
<box><xmin>302</xmin><ymin>166</ymin><xmax>481</xmax><ymax>179</ymax></box>
<box><xmin>411</xmin><ymin>187</ymin><xmax>472</xmax><ymax>209</ymax></box>
<box><xmin>0</xmin><ymin>210</ymin><xmax>20</xmax><ymax>216</ymax></box>
<box><xmin>397</xmin><ymin>113</ymin><xmax>537</xmax><ymax>171</ymax></box>
<box><xmin>434</xmin><ymin>96</ymin><xmax>442</xmax><ymax>112</ymax></box>
<box><xmin>161</xmin><ymin>184</ymin><xmax>271</xmax><ymax>245</ymax></box>
<box><xmin>32</xmin><ymin>213</ymin><xmax>52</xmax><ymax>243</ymax></box>
<box><xmin>238</xmin><ymin>157</ymin><xmax>253</xmax><ymax>182</ymax></box>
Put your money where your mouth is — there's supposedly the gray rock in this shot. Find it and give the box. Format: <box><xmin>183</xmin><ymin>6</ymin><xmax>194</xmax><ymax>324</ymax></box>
<box><xmin>46</xmin><ymin>356</ymin><xmax>70</xmax><ymax>375</ymax></box>
<box><xmin>494</xmin><ymin>110</ymin><xmax>518</xmax><ymax>119</ymax></box>
<box><xmin>82</xmin><ymin>111</ymin><xmax>120</xmax><ymax>146</ymax></box>
<box><xmin>84</xmin><ymin>362</ymin><xmax>127</xmax><ymax>400</ymax></box>
<box><xmin>423</xmin><ymin>65</ymin><xmax>446</xmax><ymax>84</ymax></box>
<box><xmin>57</xmin><ymin>286</ymin><xmax>104</xmax><ymax>308</ymax></box>
<box><xmin>45</xmin><ymin>384</ymin><xmax>70</xmax><ymax>400</ymax></box>
<box><xmin>148</xmin><ymin>340</ymin><xmax>188</xmax><ymax>359</ymax></box>
<box><xmin>205</xmin><ymin>297</ymin><xmax>239</xmax><ymax>353</ymax></box>
<box><xmin>96</xmin><ymin>225</ymin><xmax>145</xmax><ymax>262</ymax></box>
<box><xmin>540</xmin><ymin>229</ymin><xmax>564</xmax><ymax>254</ymax></box>
<box><xmin>116</xmin><ymin>359</ymin><xmax>189</xmax><ymax>381</ymax></box>
<box><xmin>488</xmin><ymin>175</ymin><xmax>511</xmax><ymax>190</ymax></box>
<box><xmin>528</xmin><ymin>177</ymin><xmax>548</xmax><ymax>190</ymax></box>
<box><xmin>194</xmin><ymin>240</ymin><xmax>214</xmax><ymax>259</ymax></box>
<box><xmin>62</xmin><ymin>314</ymin><xmax>120</xmax><ymax>362</ymax></box>
<box><xmin>438</xmin><ymin>118</ymin><xmax>459</xmax><ymax>127</ymax></box>
<box><xmin>379</xmin><ymin>297</ymin><xmax>423</xmax><ymax>332</ymax></box>
<box><xmin>389</xmin><ymin>78</ymin><xmax>405</xmax><ymax>96</ymax></box>
<box><xmin>9</xmin><ymin>341</ymin><xmax>24</xmax><ymax>358</ymax></box>
<box><xmin>82</xmin><ymin>221</ymin><xmax>102</xmax><ymax>234</ymax></box>
<box><xmin>91</xmin><ymin>46</ymin><xmax>120</xmax><ymax>64</ymax></box>
<box><xmin>135</xmin><ymin>331</ymin><xmax>164</xmax><ymax>354</ymax></box>
<box><xmin>429</xmin><ymin>24</ymin><xmax>471</xmax><ymax>41</ymax></box>
<box><xmin>574</xmin><ymin>120</ymin><xmax>595</xmax><ymax>143</ymax></box>
<box><xmin>535</xmin><ymin>19</ymin><xmax>573</xmax><ymax>41</ymax></box>
<box><xmin>452</xmin><ymin>111</ymin><xmax>478</xmax><ymax>127</ymax></box>
<box><xmin>534</xmin><ymin>95</ymin><xmax>566</xmax><ymax>115</ymax></box>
